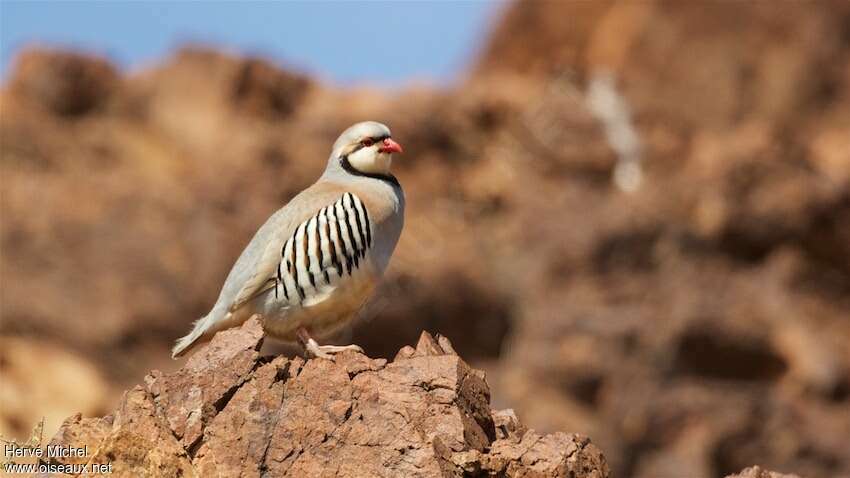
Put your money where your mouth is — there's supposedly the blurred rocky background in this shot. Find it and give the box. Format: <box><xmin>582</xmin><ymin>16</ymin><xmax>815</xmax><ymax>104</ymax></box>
<box><xmin>2</xmin><ymin>1</ymin><xmax>849</xmax><ymax>477</ymax></box>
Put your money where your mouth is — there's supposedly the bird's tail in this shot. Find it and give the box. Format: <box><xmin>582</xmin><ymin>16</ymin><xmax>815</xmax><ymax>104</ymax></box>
<box><xmin>172</xmin><ymin>314</ymin><xmax>215</xmax><ymax>359</ymax></box>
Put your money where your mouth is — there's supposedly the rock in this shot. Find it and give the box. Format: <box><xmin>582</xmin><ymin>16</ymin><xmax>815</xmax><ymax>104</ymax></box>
<box><xmin>230</xmin><ymin>56</ymin><xmax>313</xmax><ymax>118</ymax></box>
<box><xmin>476</xmin><ymin>1</ymin><xmax>850</xmax><ymax>128</ymax></box>
<box><xmin>725</xmin><ymin>465</ymin><xmax>804</xmax><ymax>478</ymax></box>
<box><xmin>144</xmin><ymin>316</ymin><xmax>265</xmax><ymax>449</ymax></box>
<box><xmin>45</xmin><ymin>319</ymin><xmax>609</xmax><ymax>478</ymax></box>
<box><xmin>7</xmin><ymin>48</ymin><xmax>119</xmax><ymax>116</ymax></box>
<box><xmin>0</xmin><ymin>337</ymin><xmax>109</xmax><ymax>442</ymax></box>
<box><xmin>57</xmin><ymin>386</ymin><xmax>195</xmax><ymax>477</ymax></box>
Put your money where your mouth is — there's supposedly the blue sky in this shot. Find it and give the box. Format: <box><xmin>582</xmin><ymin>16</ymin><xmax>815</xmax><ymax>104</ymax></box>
<box><xmin>0</xmin><ymin>1</ymin><xmax>503</xmax><ymax>86</ymax></box>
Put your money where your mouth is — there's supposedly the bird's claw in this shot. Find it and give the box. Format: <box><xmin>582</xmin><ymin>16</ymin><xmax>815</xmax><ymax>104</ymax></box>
<box><xmin>305</xmin><ymin>341</ymin><xmax>364</xmax><ymax>360</ymax></box>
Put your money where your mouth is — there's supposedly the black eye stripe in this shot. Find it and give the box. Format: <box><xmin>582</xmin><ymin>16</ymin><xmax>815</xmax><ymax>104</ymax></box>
<box><xmin>363</xmin><ymin>134</ymin><xmax>390</xmax><ymax>144</ymax></box>
<box><xmin>350</xmin><ymin>134</ymin><xmax>391</xmax><ymax>153</ymax></box>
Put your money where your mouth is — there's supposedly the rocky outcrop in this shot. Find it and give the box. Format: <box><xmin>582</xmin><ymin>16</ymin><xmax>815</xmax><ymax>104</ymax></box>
<box><xmin>7</xmin><ymin>48</ymin><xmax>119</xmax><ymax>117</ymax></box>
<box><xmin>725</xmin><ymin>466</ymin><xmax>804</xmax><ymax>478</ymax></box>
<box><xmin>44</xmin><ymin>318</ymin><xmax>609</xmax><ymax>478</ymax></box>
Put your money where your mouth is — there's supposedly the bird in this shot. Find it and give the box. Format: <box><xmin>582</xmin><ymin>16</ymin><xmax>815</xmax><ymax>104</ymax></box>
<box><xmin>172</xmin><ymin>121</ymin><xmax>404</xmax><ymax>360</ymax></box>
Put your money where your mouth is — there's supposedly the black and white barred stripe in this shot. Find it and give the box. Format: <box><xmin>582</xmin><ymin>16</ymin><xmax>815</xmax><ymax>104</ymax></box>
<box><xmin>275</xmin><ymin>193</ymin><xmax>372</xmax><ymax>304</ymax></box>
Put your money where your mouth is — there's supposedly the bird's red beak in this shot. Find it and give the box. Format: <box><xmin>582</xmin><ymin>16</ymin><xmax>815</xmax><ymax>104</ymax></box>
<box><xmin>379</xmin><ymin>138</ymin><xmax>403</xmax><ymax>154</ymax></box>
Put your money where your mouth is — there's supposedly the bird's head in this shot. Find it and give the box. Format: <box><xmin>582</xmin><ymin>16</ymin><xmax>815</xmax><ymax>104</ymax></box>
<box><xmin>332</xmin><ymin>121</ymin><xmax>403</xmax><ymax>176</ymax></box>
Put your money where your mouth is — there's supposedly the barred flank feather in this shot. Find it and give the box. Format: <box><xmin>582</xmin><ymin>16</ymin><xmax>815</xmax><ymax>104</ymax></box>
<box><xmin>273</xmin><ymin>192</ymin><xmax>372</xmax><ymax>306</ymax></box>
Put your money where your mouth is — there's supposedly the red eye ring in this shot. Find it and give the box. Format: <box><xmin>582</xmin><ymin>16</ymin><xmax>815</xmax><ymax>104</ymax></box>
<box><xmin>361</xmin><ymin>138</ymin><xmax>374</xmax><ymax>147</ymax></box>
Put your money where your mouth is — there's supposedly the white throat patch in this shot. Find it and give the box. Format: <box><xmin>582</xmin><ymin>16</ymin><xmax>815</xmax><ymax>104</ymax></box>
<box><xmin>347</xmin><ymin>147</ymin><xmax>392</xmax><ymax>175</ymax></box>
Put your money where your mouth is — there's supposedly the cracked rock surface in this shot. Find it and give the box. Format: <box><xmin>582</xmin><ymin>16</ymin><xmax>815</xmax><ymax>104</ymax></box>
<box><xmin>45</xmin><ymin>317</ymin><xmax>609</xmax><ymax>478</ymax></box>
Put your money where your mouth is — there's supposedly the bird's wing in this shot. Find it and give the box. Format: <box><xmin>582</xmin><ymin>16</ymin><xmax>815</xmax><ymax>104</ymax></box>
<box><xmin>229</xmin><ymin>188</ymin><xmax>374</xmax><ymax>312</ymax></box>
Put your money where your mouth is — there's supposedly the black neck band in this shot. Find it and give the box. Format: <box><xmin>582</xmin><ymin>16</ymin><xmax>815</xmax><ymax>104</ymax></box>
<box><xmin>339</xmin><ymin>155</ymin><xmax>401</xmax><ymax>188</ymax></box>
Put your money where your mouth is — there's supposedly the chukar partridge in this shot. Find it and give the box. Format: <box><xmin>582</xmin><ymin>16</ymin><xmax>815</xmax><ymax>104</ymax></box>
<box><xmin>173</xmin><ymin>121</ymin><xmax>404</xmax><ymax>359</ymax></box>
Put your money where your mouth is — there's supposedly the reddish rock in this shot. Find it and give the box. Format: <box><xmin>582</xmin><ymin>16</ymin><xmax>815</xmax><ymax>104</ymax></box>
<box><xmin>45</xmin><ymin>320</ymin><xmax>609</xmax><ymax>478</ymax></box>
<box><xmin>725</xmin><ymin>465</ymin><xmax>804</xmax><ymax>478</ymax></box>
<box><xmin>144</xmin><ymin>316</ymin><xmax>264</xmax><ymax>449</ymax></box>
<box><xmin>48</xmin><ymin>387</ymin><xmax>195</xmax><ymax>477</ymax></box>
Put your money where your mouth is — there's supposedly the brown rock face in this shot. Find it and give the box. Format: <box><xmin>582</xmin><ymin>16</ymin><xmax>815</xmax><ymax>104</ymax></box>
<box><xmin>8</xmin><ymin>48</ymin><xmax>119</xmax><ymax>117</ymax></box>
<box><xmin>46</xmin><ymin>318</ymin><xmax>609</xmax><ymax>478</ymax></box>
